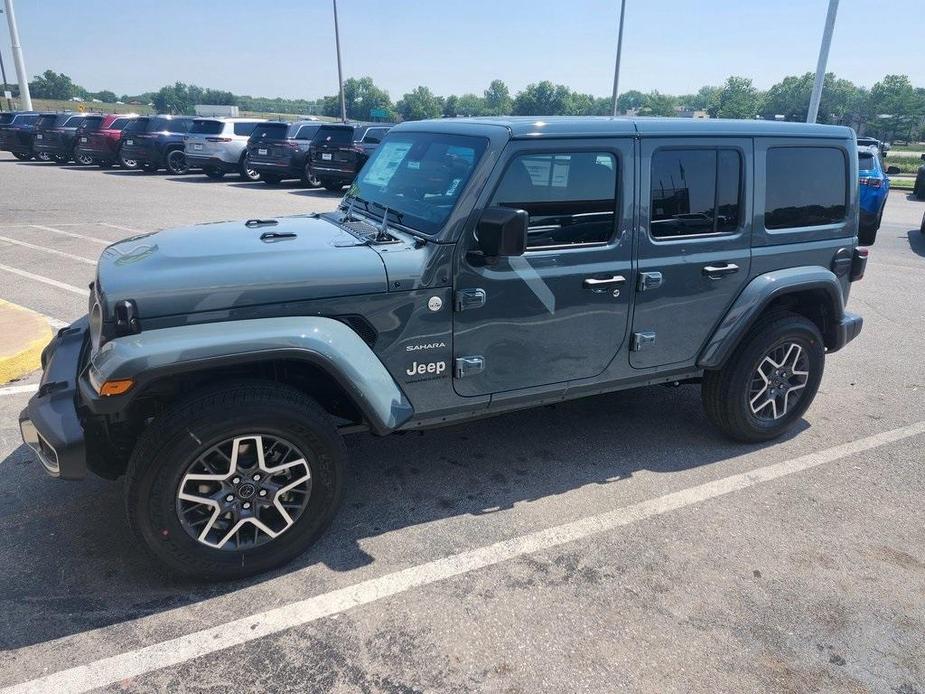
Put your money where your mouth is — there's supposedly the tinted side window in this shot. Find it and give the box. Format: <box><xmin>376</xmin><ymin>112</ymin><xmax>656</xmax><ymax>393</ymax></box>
<box><xmin>363</xmin><ymin>128</ymin><xmax>389</xmax><ymax>144</ymax></box>
<box><xmin>109</xmin><ymin>118</ymin><xmax>130</xmax><ymax>131</ymax></box>
<box><xmin>490</xmin><ymin>152</ymin><xmax>618</xmax><ymax>249</ymax></box>
<box><xmin>233</xmin><ymin>122</ymin><xmax>258</xmax><ymax>136</ymax></box>
<box><xmin>650</xmin><ymin>148</ymin><xmax>741</xmax><ymax>238</ymax></box>
<box><xmin>16</xmin><ymin>115</ymin><xmax>39</xmax><ymax>125</ymax></box>
<box><xmin>765</xmin><ymin>147</ymin><xmax>846</xmax><ymax>229</ymax></box>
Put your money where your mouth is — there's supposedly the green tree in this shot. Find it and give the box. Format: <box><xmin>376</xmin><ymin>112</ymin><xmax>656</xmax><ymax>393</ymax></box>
<box><xmin>867</xmin><ymin>74</ymin><xmax>924</xmax><ymax>141</ymax></box>
<box><xmin>616</xmin><ymin>89</ymin><xmax>646</xmax><ymax>113</ymax></box>
<box><xmin>29</xmin><ymin>70</ymin><xmax>82</xmax><ymax>100</ymax></box>
<box><xmin>442</xmin><ymin>94</ymin><xmax>460</xmax><ymax>118</ymax></box>
<box><xmin>639</xmin><ymin>90</ymin><xmax>677</xmax><ymax>117</ymax></box>
<box><xmin>682</xmin><ymin>85</ymin><xmax>721</xmax><ymax>112</ymax></box>
<box><xmin>456</xmin><ymin>93</ymin><xmax>485</xmax><ymax>116</ymax></box>
<box><xmin>396</xmin><ymin>86</ymin><xmax>443</xmax><ymax>121</ymax></box>
<box><xmin>512</xmin><ymin>81</ymin><xmax>574</xmax><ymax>115</ymax></box>
<box><xmin>322</xmin><ymin>77</ymin><xmax>394</xmax><ymax>121</ymax></box>
<box><xmin>153</xmin><ymin>82</ymin><xmax>207</xmax><ymax>114</ymax></box>
<box><xmin>483</xmin><ymin>79</ymin><xmax>512</xmax><ymax>115</ymax></box>
<box><xmin>712</xmin><ymin>76</ymin><xmax>760</xmax><ymax>119</ymax></box>
<box><xmin>92</xmin><ymin>90</ymin><xmax>117</xmax><ymax>103</ymax></box>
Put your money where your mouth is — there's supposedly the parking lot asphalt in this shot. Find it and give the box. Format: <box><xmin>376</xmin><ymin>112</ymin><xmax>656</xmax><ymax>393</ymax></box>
<box><xmin>0</xmin><ymin>152</ymin><xmax>923</xmax><ymax>693</ymax></box>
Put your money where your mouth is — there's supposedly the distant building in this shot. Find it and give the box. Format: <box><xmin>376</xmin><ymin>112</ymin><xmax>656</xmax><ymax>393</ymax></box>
<box><xmin>676</xmin><ymin>109</ymin><xmax>709</xmax><ymax>119</ymax></box>
<box><xmin>194</xmin><ymin>105</ymin><xmax>240</xmax><ymax>117</ymax></box>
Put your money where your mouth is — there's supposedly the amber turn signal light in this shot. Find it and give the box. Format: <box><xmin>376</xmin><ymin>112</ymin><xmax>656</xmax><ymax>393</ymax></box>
<box><xmin>99</xmin><ymin>379</ymin><xmax>134</xmax><ymax>396</ymax></box>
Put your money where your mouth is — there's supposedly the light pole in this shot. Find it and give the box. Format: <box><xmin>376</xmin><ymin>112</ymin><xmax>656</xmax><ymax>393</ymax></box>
<box><xmin>332</xmin><ymin>0</ymin><xmax>346</xmax><ymax>123</ymax></box>
<box><xmin>807</xmin><ymin>0</ymin><xmax>839</xmax><ymax>124</ymax></box>
<box><xmin>2</xmin><ymin>0</ymin><xmax>31</xmax><ymax>111</ymax></box>
<box><xmin>0</xmin><ymin>41</ymin><xmax>12</xmax><ymax>111</ymax></box>
<box><xmin>610</xmin><ymin>0</ymin><xmax>627</xmax><ymax>117</ymax></box>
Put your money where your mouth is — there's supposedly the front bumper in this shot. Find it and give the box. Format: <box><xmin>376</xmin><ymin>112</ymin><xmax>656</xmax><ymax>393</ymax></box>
<box><xmin>18</xmin><ymin>317</ymin><xmax>89</xmax><ymax>480</ymax></box>
<box><xmin>829</xmin><ymin>311</ymin><xmax>863</xmax><ymax>354</ymax></box>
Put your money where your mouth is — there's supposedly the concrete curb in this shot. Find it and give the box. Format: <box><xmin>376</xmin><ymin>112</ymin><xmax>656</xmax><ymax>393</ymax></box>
<box><xmin>0</xmin><ymin>300</ymin><xmax>53</xmax><ymax>385</ymax></box>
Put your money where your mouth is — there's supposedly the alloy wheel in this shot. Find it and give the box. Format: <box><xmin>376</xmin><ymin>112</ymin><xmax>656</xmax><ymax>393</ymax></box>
<box><xmin>167</xmin><ymin>149</ymin><xmax>189</xmax><ymax>175</ymax></box>
<box><xmin>176</xmin><ymin>434</ymin><xmax>312</xmax><ymax>550</ymax></box>
<box><xmin>75</xmin><ymin>150</ymin><xmax>95</xmax><ymax>166</ymax></box>
<box><xmin>748</xmin><ymin>342</ymin><xmax>810</xmax><ymax>421</ymax></box>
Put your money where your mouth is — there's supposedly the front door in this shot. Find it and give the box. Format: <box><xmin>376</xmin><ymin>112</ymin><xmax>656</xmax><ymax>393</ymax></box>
<box><xmin>630</xmin><ymin>138</ymin><xmax>753</xmax><ymax>369</ymax></box>
<box><xmin>453</xmin><ymin>139</ymin><xmax>635</xmax><ymax>397</ymax></box>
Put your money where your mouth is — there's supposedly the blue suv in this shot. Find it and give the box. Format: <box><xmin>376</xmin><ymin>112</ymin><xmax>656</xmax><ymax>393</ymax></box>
<box><xmin>857</xmin><ymin>146</ymin><xmax>888</xmax><ymax>246</ymax></box>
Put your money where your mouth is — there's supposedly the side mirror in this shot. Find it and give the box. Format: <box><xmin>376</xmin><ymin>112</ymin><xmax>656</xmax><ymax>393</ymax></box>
<box><xmin>887</xmin><ymin>165</ymin><xmax>900</xmax><ymax>175</ymax></box>
<box><xmin>476</xmin><ymin>207</ymin><xmax>528</xmax><ymax>258</ymax></box>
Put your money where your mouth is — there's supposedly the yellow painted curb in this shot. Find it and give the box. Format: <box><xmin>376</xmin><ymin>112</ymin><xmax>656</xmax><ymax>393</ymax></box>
<box><xmin>0</xmin><ymin>300</ymin><xmax>53</xmax><ymax>384</ymax></box>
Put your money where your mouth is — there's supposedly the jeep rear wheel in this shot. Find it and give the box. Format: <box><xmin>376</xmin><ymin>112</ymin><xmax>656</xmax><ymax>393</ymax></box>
<box><xmin>125</xmin><ymin>381</ymin><xmax>345</xmax><ymax>579</ymax></box>
<box><xmin>166</xmin><ymin>149</ymin><xmax>189</xmax><ymax>175</ymax></box>
<box><xmin>702</xmin><ymin>312</ymin><xmax>824</xmax><ymax>442</ymax></box>
<box><xmin>301</xmin><ymin>163</ymin><xmax>321</xmax><ymax>187</ymax></box>
<box><xmin>240</xmin><ymin>153</ymin><xmax>261</xmax><ymax>181</ymax></box>
<box><xmin>118</xmin><ymin>147</ymin><xmax>139</xmax><ymax>170</ymax></box>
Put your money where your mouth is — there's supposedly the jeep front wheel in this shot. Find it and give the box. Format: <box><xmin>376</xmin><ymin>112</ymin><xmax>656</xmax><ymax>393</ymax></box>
<box><xmin>702</xmin><ymin>312</ymin><xmax>824</xmax><ymax>442</ymax></box>
<box><xmin>125</xmin><ymin>382</ymin><xmax>345</xmax><ymax>579</ymax></box>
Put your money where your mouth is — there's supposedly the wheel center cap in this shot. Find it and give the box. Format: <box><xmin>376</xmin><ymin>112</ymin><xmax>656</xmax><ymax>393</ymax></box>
<box><xmin>237</xmin><ymin>482</ymin><xmax>257</xmax><ymax>500</ymax></box>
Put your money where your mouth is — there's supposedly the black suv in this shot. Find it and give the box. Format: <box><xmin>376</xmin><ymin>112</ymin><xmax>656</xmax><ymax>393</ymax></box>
<box><xmin>0</xmin><ymin>111</ymin><xmax>42</xmax><ymax>160</ymax></box>
<box><xmin>246</xmin><ymin>121</ymin><xmax>353</xmax><ymax>186</ymax></box>
<box><xmin>310</xmin><ymin>122</ymin><xmax>392</xmax><ymax>191</ymax></box>
<box><xmin>31</xmin><ymin>113</ymin><xmax>87</xmax><ymax>163</ymax></box>
<box><xmin>119</xmin><ymin>115</ymin><xmax>195</xmax><ymax>174</ymax></box>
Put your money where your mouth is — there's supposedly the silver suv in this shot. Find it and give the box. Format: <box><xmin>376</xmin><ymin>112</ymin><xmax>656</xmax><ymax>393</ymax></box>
<box><xmin>185</xmin><ymin>118</ymin><xmax>265</xmax><ymax>181</ymax></box>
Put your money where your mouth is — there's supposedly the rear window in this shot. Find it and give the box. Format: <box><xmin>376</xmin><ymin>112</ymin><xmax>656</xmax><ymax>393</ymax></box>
<box><xmin>149</xmin><ymin>117</ymin><xmax>192</xmax><ymax>133</ymax></box>
<box><xmin>109</xmin><ymin>118</ymin><xmax>131</xmax><ymax>131</ymax></box>
<box><xmin>765</xmin><ymin>147</ymin><xmax>847</xmax><ymax>229</ymax></box>
<box><xmin>316</xmin><ymin>126</ymin><xmax>353</xmax><ymax>145</ymax></box>
<box><xmin>0</xmin><ymin>114</ymin><xmax>14</xmax><ymax>125</ymax></box>
<box><xmin>35</xmin><ymin>115</ymin><xmax>59</xmax><ymax>129</ymax></box>
<box><xmin>190</xmin><ymin>119</ymin><xmax>224</xmax><ymax>135</ymax></box>
<box><xmin>122</xmin><ymin>117</ymin><xmax>149</xmax><ymax>133</ymax></box>
<box><xmin>63</xmin><ymin>116</ymin><xmax>85</xmax><ymax>128</ymax></box>
<box><xmin>250</xmin><ymin>122</ymin><xmax>289</xmax><ymax>140</ymax></box>
<box><xmin>78</xmin><ymin>116</ymin><xmax>104</xmax><ymax>131</ymax></box>
<box><xmin>233</xmin><ymin>122</ymin><xmax>258</xmax><ymax>136</ymax></box>
<box><xmin>294</xmin><ymin>124</ymin><xmax>321</xmax><ymax>140</ymax></box>
<box><xmin>858</xmin><ymin>152</ymin><xmax>875</xmax><ymax>171</ymax></box>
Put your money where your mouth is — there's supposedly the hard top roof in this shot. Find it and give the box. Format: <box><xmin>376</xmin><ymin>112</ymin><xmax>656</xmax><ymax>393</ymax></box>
<box><xmin>394</xmin><ymin>115</ymin><xmax>853</xmax><ymax>140</ymax></box>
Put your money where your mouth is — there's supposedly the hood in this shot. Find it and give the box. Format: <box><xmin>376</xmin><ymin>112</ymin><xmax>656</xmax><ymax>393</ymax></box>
<box><xmin>97</xmin><ymin>215</ymin><xmax>387</xmax><ymax>318</ymax></box>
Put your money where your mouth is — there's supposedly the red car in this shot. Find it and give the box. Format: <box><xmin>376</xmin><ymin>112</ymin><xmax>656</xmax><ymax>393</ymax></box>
<box><xmin>74</xmin><ymin>113</ymin><xmax>138</xmax><ymax>168</ymax></box>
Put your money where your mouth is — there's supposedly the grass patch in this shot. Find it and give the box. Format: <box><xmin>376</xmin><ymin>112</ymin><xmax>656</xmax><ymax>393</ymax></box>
<box><xmin>884</xmin><ymin>156</ymin><xmax>923</xmax><ymax>174</ymax></box>
<box><xmin>889</xmin><ymin>176</ymin><xmax>916</xmax><ymax>190</ymax></box>
<box><xmin>886</xmin><ymin>143</ymin><xmax>925</xmax><ymax>152</ymax></box>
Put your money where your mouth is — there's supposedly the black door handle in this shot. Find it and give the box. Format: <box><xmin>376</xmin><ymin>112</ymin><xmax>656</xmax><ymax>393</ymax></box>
<box><xmin>702</xmin><ymin>263</ymin><xmax>739</xmax><ymax>279</ymax></box>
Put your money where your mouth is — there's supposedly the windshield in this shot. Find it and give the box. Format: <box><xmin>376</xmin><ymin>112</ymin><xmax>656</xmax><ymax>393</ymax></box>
<box><xmin>347</xmin><ymin>132</ymin><xmax>488</xmax><ymax>235</ymax></box>
<box><xmin>78</xmin><ymin>116</ymin><xmax>104</xmax><ymax>131</ymax></box>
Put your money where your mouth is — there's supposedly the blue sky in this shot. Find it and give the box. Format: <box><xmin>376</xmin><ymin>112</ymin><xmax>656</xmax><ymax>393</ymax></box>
<box><xmin>3</xmin><ymin>0</ymin><xmax>923</xmax><ymax>99</ymax></box>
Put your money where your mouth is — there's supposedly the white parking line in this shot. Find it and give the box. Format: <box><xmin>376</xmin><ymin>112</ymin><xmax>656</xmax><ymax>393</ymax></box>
<box><xmin>0</xmin><ymin>235</ymin><xmax>96</xmax><ymax>265</ymax></box>
<box><xmin>98</xmin><ymin>222</ymin><xmax>142</xmax><ymax>234</ymax></box>
<box><xmin>0</xmin><ymin>264</ymin><xmax>90</xmax><ymax>297</ymax></box>
<box><xmin>4</xmin><ymin>419</ymin><xmax>924</xmax><ymax>694</ymax></box>
<box><xmin>0</xmin><ymin>383</ymin><xmax>38</xmax><ymax>397</ymax></box>
<box><xmin>29</xmin><ymin>224</ymin><xmax>111</xmax><ymax>246</ymax></box>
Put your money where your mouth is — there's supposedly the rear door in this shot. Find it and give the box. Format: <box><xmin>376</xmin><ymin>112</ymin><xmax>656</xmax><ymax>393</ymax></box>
<box><xmin>630</xmin><ymin>137</ymin><xmax>752</xmax><ymax>369</ymax></box>
<box><xmin>453</xmin><ymin>138</ymin><xmax>635</xmax><ymax>396</ymax></box>
<box><xmin>311</xmin><ymin>125</ymin><xmax>359</xmax><ymax>173</ymax></box>
<box><xmin>247</xmin><ymin>122</ymin><xmax>292</xmax><ymax>165</ymax></box>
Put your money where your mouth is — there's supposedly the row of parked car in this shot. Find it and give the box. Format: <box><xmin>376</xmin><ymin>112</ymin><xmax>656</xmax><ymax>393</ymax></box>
<box><xmin>0</xmin><ymin>111</ymin><xmax>393</xmax><ymax>190</ymax></box>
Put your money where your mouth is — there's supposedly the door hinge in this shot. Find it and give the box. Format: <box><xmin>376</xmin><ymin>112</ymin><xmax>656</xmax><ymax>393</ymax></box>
<box><xmin>631</xmin><ymin>331</ymin><xmax>656</xmax><ymax>351</ymax></box>
<box><xmin>455</xmin><ymin>356</ymin><xmax>485</xmax><ymax>378</ymax></box>
<box><xmin>637</xmin><ymin>272</ymin><xmax>663</xmax><ymax>292</ymax></box>
<box><xmin>455</xmin><ymin>288</ymin><xmax>487</xmax><ymax>312</ymax></box>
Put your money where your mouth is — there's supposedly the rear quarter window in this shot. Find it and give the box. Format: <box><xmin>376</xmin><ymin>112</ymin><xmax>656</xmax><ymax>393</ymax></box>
<box><xmin>108</xmin><ymin>118</ymin><xmax>130</xmax><ymax>131</ymax></box>
<box><xmin>63</xmin><ymin>116</ymin><xmax>86</xmax><ymax>128</ymax></box>
<box><xmin>765</xmin><ymin>147</ymin><xmax>847</xmax><ymax>230</ymax></box>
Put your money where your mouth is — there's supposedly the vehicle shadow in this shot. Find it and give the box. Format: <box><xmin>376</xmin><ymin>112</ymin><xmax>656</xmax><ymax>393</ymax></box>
<box><xmin>0</xmin><ymin>384</ymin><xmax>807</xmax><ymax>649</ymax></box>
<box><xmin>289</xmin><ymin>189</ymin><xmax>346</xmax><ymax>198</ymax></box>
<box><xmin>907</xmin><ymin>229</ymin><xmax>925</xmax><ymax>257</ymax></box>
<box><xmin>224</xmin><ymin>181</ymin><xmax>307</xmax><ymax>191</ymax></box>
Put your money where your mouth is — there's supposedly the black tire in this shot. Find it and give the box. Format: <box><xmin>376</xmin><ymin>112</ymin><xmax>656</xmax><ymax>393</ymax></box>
<box><xmin>323</xmin><ymin>179</ymin><xmax>344</xmax><ymax>192</ymax></box>
<box><xmin>118</xmin><ymin>147</ymin><xmax>139</xmax><ymax>170</ymax></box>
<box><xmin>73</xmin><ymin>148</ymin><xmax>95</xmax><ymax>166</ymax></box>
<box><xmin>140</xmin><ymin>162</ymin><xmax>159</xmax><ymax>173</ymax></box>
<box><xmin>702</xmin><ymin>312</ymin><xmax>824</xmax><ymax>443</ymax></box>
<box><xmin>301</xmin><ymin>163</ymin><xmax>321</xmax><ymax>187</ymax></box>
<box><xmin>204</xmin><ymin>167</ymin><xmax>225</xmax><ymax>180</ymax></box>
<box><xmin>858</xmin><ymin>224</ymin><xmax>877</xmax><ymax>246</ymax></box>
<box><xmin>12</xmin><ymin>152</ymin><xmax>31</xmax><ymax>161</ymax></box>
<box><xmin>35</xmin><ymin>151</ymin><xmax>51</xmax><ymax>162</ymax></box>
<box><xmin>262</xmin><ymin>174</ymin><xmax>282</xmax><ymax>185</ymax></box>
<box><xmin>125</xmin><ymin>381</ymin><xmax>346</xmax><ymax>579</ymax></box>
<box><xmin>165</xmin><ymin>148</ymin><xmax>189</xmax><ymax>175</ymax></box>
<box><xmin>52</xmin><ymin>153</ymin><xmax>70</xmax><ymax>163</ymax></box>
<box><xmin>240</xmin><ymin>153</ymin><xmax>261</xmax><ymax>181</ymax></box>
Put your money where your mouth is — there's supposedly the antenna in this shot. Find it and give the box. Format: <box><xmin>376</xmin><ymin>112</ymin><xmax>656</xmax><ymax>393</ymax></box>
<box><xmin>376</xmin><ymin>207</ymin><xmax>391</xmax><ymax>242</ymax></box>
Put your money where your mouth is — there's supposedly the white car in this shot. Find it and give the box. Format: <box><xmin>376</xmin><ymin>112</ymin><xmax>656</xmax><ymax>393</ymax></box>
<box><xmin>184</xmin><ymin>117</ymin><xmax>265</xmax><ymax>181</ymax></box>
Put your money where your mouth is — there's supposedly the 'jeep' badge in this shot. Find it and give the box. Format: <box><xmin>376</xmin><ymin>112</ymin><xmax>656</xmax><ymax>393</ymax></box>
<box><xmin>427</xmin><ymin>296</ymin><xmax>442</xmax><ymax>312</ymax></box>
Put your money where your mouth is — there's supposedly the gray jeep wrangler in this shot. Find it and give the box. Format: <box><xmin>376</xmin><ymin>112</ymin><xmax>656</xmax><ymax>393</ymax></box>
<box><xmin>19</xmin><ymin>117</ymin><xmax>866</xmax><ymax>579</ymax></box>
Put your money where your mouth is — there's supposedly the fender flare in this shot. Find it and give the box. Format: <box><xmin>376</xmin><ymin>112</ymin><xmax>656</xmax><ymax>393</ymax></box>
<box><xmin>697</xmin><ymin>266</ymin><xmax>845</xmax><ymax>370</ymax></box>
<box><xmin>82</xmin><ymin>316</ymin><xmax>414</xmax><ymax>435</ymax></box>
